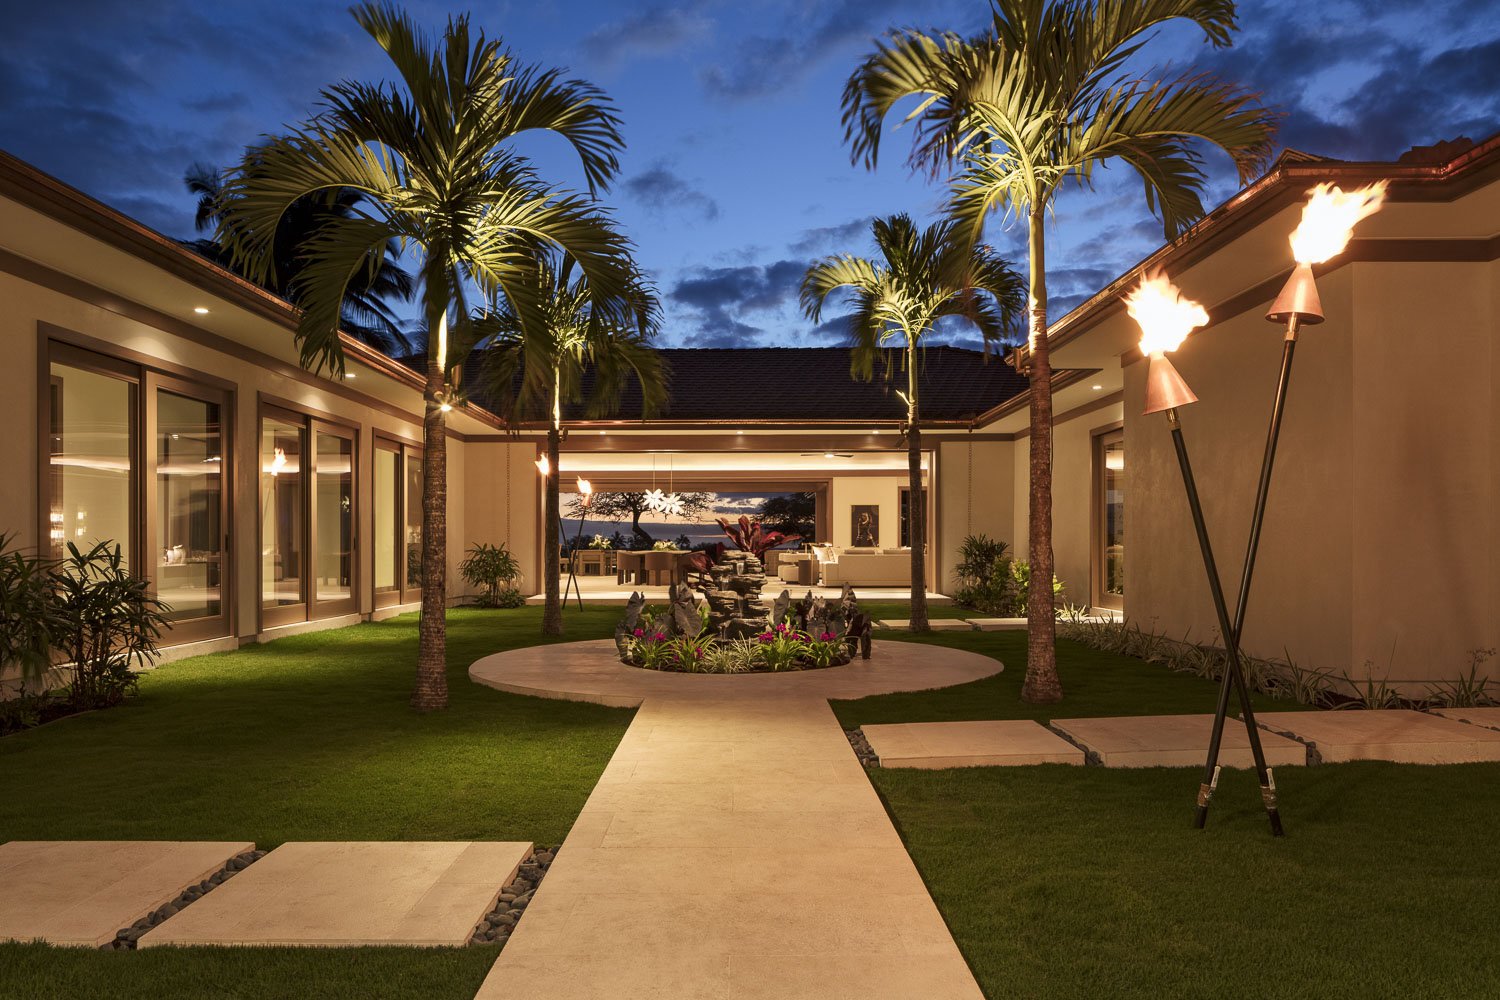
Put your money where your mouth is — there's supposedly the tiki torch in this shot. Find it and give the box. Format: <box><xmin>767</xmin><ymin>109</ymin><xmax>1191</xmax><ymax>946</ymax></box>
<box><xmin>562</xmin><ymin>477</ymin><xmax>593</xmax><ymax>611</ymax></box>
<box><xmin>1129</xmin><ymin>272</ymin><xmax>1285</xmax><ymax>836</ymax></box>
<box><xmin>1229</xmin><ymin>182</ymin><xmax>1389</xmax><ymax>660</ymax></box>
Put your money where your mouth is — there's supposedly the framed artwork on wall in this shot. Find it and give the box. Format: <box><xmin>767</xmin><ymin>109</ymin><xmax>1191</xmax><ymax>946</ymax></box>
<box><xmin>851</xmin><ymin>505</ymin><xmax>879</xmax><ymax>547</ymax></box>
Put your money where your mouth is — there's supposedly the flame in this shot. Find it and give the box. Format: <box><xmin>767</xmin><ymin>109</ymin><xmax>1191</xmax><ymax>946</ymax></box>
<box><xmin>534</xmin><ymin>454</ymin><xmax>550</xmax><ymax>477</ymax></box>
<box><xmin>269</xmin><ymin>446</ymin><xmax>287</xmax><ymax>477</ymax></box>
<box><xmin>576</xmin><ymin>477</ymin><xmax>593</xmax><ymax>496</ymax></box>
<box><xmin>1288</xmin><ymin>181</ymin><xmax>1388</xmax><ymax>264</ymax></box>
<box><xmin>1124</xmin><ymin>271</ymin><xmax>1208</xmax><ymax>356</ymax></box>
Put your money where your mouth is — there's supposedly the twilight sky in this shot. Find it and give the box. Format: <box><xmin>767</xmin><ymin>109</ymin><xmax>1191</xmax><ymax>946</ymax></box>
<box><xmin>3</xmin><ymin>0</ymin><xmax>1498</xmax><ymax>349</ymax></box>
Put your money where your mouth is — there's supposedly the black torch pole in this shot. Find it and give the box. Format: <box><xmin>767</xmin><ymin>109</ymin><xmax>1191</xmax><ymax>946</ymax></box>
<box><xmin>1194</xmin><ymin>320</ymin><xmax>1299</xmax><ymax>831</ymax></box>
<box><xmin>1165</xmin><ymin>408</ymin><xmax>1285</xmax><ymax>836</ymax></box>
<box><xmin>563</xmin><ymin>504</ymin><xmax>589</xmax><ymax>611</ymax></box>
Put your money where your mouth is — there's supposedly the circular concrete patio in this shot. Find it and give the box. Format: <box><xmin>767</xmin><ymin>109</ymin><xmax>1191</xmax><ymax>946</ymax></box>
<box><xmin>468</xmin><ymin>638</ymin><xmax>1003</xmax><ymax>706</ymax></box>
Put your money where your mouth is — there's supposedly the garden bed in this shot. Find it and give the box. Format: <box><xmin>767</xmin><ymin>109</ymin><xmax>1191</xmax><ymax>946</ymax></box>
<box><xmin>618</xmin><ymin>624</ymin><xmax>856</xmax><ymax>673</ymax></box>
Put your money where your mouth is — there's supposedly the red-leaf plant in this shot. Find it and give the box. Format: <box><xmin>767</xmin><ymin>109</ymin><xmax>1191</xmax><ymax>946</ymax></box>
<box><xmin>716</xmin><ymin>516</ymin><xmax>801</xmax><ymax>559</ymax></box>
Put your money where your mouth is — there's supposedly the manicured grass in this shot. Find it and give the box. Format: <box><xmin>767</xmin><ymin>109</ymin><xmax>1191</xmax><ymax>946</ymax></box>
<box><xmin>873</xmin><ymin>761</ymin><xmax>1500</xmax><ymax>1000</ymax></box>
<box><xmin>0</xmin><ymin>607</ymin><xmax>633</xmax><ymax>846</ymax></box>
<box><xmin>0</xmin><ymin>943</ymin><xmax>503</xmax><ymax>1000</ymax></box>
<box><xmin>838</xmin><ymin>603</ymin><xmax>1300</xmax><ymax>727</ymax></box>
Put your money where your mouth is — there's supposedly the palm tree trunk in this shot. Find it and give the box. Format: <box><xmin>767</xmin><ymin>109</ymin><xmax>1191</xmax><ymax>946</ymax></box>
<box><xmin>906</xmin><ymin>340</ymin><xmax>929</xmax><ymax>632</ymax></box>
<box><xmin>411</xmin><ymin>346</ymin><xmax>449</xmax><ymax>711</ymax></box>
<box><xmin>1022</xmin><ymin>207</ymin><xmax>1062</xmax><ymax>703</ymax></box>
<box><xmin>542</xmin><ymin>370</ymin><xmax>564</xmax><ymax>635</ymax></box>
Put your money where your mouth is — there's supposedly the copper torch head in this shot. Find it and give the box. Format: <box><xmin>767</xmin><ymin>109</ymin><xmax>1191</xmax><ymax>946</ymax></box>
<box><xmin>1266</xmin><ymin>262</ymin><xmax>1325</xmax><ymax>325</ymax></box>
<box><xmin>1143</xmin><ymin>352</ymin><xmax>1199</xmax><ymax>416</ymax></box>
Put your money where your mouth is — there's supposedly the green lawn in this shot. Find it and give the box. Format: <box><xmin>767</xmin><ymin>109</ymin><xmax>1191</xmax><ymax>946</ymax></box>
<box><xmin>873</xmin><ymin>761</ymin><xmax>1500</xmax><ymax>1000</ymax></box>
<box><xmin>0</xmin><ymin>606</ymin><xmax>633</xmax><ymax>845</ymax></box>
<box><xmin>838</xmin><ymin>603</ymin><xmax>1300</xmax><ymax>727</ymax></box>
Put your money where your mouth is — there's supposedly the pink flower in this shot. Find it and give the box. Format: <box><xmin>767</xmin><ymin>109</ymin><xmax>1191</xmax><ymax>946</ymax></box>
<box><xmin>632</xmin><ymin>628</ymin><xmax>644</xmax><ymax>638</ymax></box>
<box><xmin>775</xmin><ymin>622</ymin><xmax>789</xmax><ymax>633</ymax></box>
<box><xmin>653</xmin><ymin>632</ymin><xmax>666</xmax><ymax>641</ymax></box>
<box><xmin>758</xmin><ymin>632</ymin><xmax>774</xmax><ymax>642</ymax></box>
<box><xmin>820</xmin><ymin>631</ymin><xmax>836</xmax><ymax>642</ymax></box>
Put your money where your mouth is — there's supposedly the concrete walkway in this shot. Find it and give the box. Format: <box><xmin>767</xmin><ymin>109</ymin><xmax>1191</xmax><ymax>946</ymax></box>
<box><xmin>471</xmin><ymin>643</ymin><xmax>995</xmax><ymax>1000</ymax></box>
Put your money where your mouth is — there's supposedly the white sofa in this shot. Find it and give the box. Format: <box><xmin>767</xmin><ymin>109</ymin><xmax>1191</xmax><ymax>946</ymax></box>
<box><xmin>817</xmin><ymin>547</ymin><xmax>912</xmax><ymax>586</ymax></box>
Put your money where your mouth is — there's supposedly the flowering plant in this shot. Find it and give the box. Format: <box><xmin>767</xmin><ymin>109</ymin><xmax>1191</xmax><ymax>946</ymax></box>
<box><xmin>651</xmin><ymin>539</ymin><xmax>680</xmax><ymax>551</ymax></box>
<box><xmin>588</xmin><ymin>534</ymin><xmax>613</xmax><ymax>549</ymax></box>
<box><xmin>757</xmin><ymin>626</ymin><xmax>809</xmax><ymax>671</ymax></box>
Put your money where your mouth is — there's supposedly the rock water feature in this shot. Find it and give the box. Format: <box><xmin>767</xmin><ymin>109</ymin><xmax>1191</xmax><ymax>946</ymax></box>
<box><xmin>698</xmin><ymin>550</ymin><xmax>772</xmax><ymax>638</ymax></box>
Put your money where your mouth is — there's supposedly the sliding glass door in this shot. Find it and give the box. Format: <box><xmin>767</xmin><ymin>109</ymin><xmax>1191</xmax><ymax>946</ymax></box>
<box><xmin>260</xmin><ymin>404</ymin><xmax>357</xmax><ymax>628</ymax></box>
<box><xmin>1093</xmin><ymin>428</ymin><xmax>1125</xmax><ymax>613</ymax></box>
<box><xmin>374</xmin><ymin>436</ymin><xmax>422</xmax><ymax>608</ymax></box>
<box><xmin>48</xmin><ymin>349</ymin><xmax>137</xmax><ymax>566</ymax></box>
<box><xmin>148</xmin><ymin>375</ymin><xmax>230</xmax><ymax>643</ymax></box>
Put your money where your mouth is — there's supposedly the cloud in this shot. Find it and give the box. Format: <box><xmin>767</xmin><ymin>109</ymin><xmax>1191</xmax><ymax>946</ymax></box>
<box><xmin>580</xmin><ymin>4</ymin><xmax>713</xmax><ymax>70</ymax></box>
<box><xmin>789</xmin><ymin>217</ymin><xmax>872</xmax><ymax>256</ymax></box>
<box><xmin>668</xmin><ymin>258</ymin><xmax>807</xmax><ymax>346</ymax></box>
<box><xmin>622</xmin><ymin>162</ymin><xmax>720</xmax><ymax>221</ymax></box>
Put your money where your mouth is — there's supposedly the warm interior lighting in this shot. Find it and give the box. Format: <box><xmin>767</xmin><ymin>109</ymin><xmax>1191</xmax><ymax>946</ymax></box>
<box><xmin>344</xmin><ymin>372</ymin><xmax>357</xmax><ymax>380</ymax></box>
<box><xmin>1288</xmin><ymin>181</ymin><xmax>1389</xmax><ymax>264</ymax></box>
<box><xmin>439</xmin><ymin>401</ymin><xmax>453</xmax><ymax>413</ymax></box>
<box><xmin>193</xmin><ymin>306</ymin><xmax>209</xmax><ymax>315</ymax></box>
<box><xmin>1105</xmin><ymin>451</ymin><xmax>1125</xmax><ymax>471</ymax></box>
<box><xmin>535</xmin><ymin>455</ymin><xmax>550</xmax><ymax>477</ymax></box>
<box><xmin>824</xmin><ymin>452</ymin><xmax>835</xmax><ymax>458</ymax></box>
<box><xmin>270</xmin><ymin>446</ymin><xmax>287</xmax><ymax>477</ymax></box>
<box><xmin>1091</xmin><ymin>384</ymin><xmax>1103</xmax><ymax>391</ymax></box>
<box><xmin>1125</xmin><ymin>270</ymin><xmax>1208</xmax><ymax>356</ymax></box>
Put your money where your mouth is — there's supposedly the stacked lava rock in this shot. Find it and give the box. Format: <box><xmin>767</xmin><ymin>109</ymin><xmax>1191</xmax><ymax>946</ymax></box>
<box><xmin>698</xmin><ymin>550</ymin><xmax>772</xmax><ymax>638</ymax></box>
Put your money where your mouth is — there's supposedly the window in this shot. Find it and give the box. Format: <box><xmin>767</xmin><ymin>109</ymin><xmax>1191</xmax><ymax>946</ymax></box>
<box><xmin>1093</xmin><ymin>428</ymin><xmax>1125</xmax><ymax>612</ymax></box>
<box><xmin>374</xmin><ymin>437</ymin><xmax>423</xmax><ymax>607</ymax></box>
<box><xmin>260</xmin><ymin>404</ymin><xmax>358</xmax><ymax>627</ymax></box>
<box><xmin>45</xmin><ymin>341</ymin><xmax>233</xmax><ymax>644</ymax></box>
<box><xmin>151</xmin><ymin>380</ymin><xmax>229</xmax><ymax>639</ymax></box>
<box><xmin>48</xmin><ymin>354</ymin><xmax>137</xmax><ymax>566</ymax></box>
<box><xmin>898</xmin><ymin>487</ymin><xmax>927</xmax><ymax>548</ymax></box>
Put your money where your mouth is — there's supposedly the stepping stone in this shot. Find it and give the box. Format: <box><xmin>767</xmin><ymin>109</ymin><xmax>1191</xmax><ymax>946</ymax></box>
<box><xmin>1428</xmin><ymin>707</ymin><xmax>1500</xmax><ymax>733</ymax></box>
<box><xmin>863</xmin><ymin>720</ymin><xmax>1084</xmax><ymax>768</ymax></box>
<box><xmin>0</xmin><ymin>840</ymin><xmax>254</xmax><ymax>947</ymax></box>
<box><xmin>962</xmin><ymin>618</ymin><xmax>1027</xmax><ymax>631</ymax></box>
<box><xmin>1256</xmin><ymin>709</ymin><xmax>1500</xmax><ymax>764</ymax></box>
<box><xmin>140</xmin><ymin>841</ymin><xmax>530</xmax><ymax>947</ymax></box>
<box><xmin>874</xmin><ymin>619</ymin><xmax>974</xmax><ymax>631</ymax></box>
<box><xmin>1050</xmin><ymin>715</ymin><xmax>1307</xmax><ymax>768</ymax></box>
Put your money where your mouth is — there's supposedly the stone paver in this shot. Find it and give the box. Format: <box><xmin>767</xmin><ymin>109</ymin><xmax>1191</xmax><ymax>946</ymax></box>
<box><xmin>1050</xmin><ymin>714</ymin><xmax>1307</xmax><ymax>768</ymax></box>
<box><xmin>472</xmin><ymin>641</ymin><xmax>988</xmax><ymax>1000</ymax></box>
<box><xmin>0</xmin><ymin>840</ymin><xmax>253</xmax><ymax>947</ymax></box>
<box><xmin>863</xmin><ymin>720</ymin><xmax>1084</xmax><ymax>768</ymax></box>
<box><xmin>874</xmin><ymin>619</ymin><xmax>974</xmax><ymax>631</ymax></box>
<box><xmin>140</xmin><ymin>841</ymin><xmax>529</xmax><ymax>947</ymax></box>
<box><xmin>1256</xmin><ymin>709</ymin><xmax>1500</xmax><ymax>764</ymax></box>
<box><xmin>1428</xmin><ymin>706</ymin><xmax>1500</xmax><ymax>733</ymax></box>
<box><xmin>962</xmin><ymin>618</ymin><xmax>1027</xmax><ymax>631</ymax></box>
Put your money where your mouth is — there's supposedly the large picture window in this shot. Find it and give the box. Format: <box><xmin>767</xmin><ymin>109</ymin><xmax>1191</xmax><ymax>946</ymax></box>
<box><xmin>45</xmin><ymin>340</ymin><xmax>233</xmax><ymax>644</ymax></box>
<box><xmin>259</xmin><ymin>403</ymin><xmax>358</xmax><ymax>628</ymax></box>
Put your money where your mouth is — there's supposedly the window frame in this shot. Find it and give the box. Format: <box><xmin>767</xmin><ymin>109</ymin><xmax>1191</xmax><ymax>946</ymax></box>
<box><xmin>1091</xmin><ymin>423</ymin><xmax>1126</xmax><ymax>613</ymax></box>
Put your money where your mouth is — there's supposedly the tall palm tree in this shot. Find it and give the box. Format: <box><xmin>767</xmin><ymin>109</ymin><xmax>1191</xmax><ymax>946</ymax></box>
<box><xmin>841</xmin><ymin>0</ymin><xmax>1277</xmax><ymax>699</ymax></box>
<box><xmin>479</xmin><ymin>250</ymin><xmax>664</xmax><ymax>635</ymax></box>
<box><xmin>182</xmin><ymin>162</ymin><xmax>416</xmax><ymax>355</ymax></box>
<box><xmin>217</xmin><ymin>3</ymin><xmax>638</xmax><ymax>710</ymax></box>
<box><xmin>801</xmin><ymin>214</ymin><xmax>1023</xmax><ymax>631</ymax></box>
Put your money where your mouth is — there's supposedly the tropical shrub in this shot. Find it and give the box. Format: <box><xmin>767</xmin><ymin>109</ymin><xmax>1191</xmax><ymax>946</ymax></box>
<box><xmin>459</xmin><ymin>542</ymin><xmax>524</xmax><ymax>609</ymax></box>
<box><xmin>0</xmin><ymin>532</ymin><xmax>62</xmax><ymax>690</ymax></box>
<box><xmin>52</xmin><ymin>541</ymin><xmax>169</xmax><ymax>711</ymax></box>
<box><xmin>757</xmin><ymin>624</ymin><xmax>808</xmax><ymax>671</ymax></box>
<box><xmin>717</xmin><ymin>515</ymin><xmax>801</xmax><ymax>559</ymax></box>
<box><xmin>952</xmin><ymin>533</ymin><xmax>1018</xmax><ymax>615</ymax></box>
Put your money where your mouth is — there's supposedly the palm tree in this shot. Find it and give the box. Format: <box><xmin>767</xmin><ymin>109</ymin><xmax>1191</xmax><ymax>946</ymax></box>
<box><xmin>182</xmin><ymin>162</ymin><xmax>416</xmax><ymax>355</ymax></box>
<box><xmin>217</xmin><ymin>4</ymin><xmax>638</xmax><ymax>710</ymax></box>
<box><xmin>801</xmin><ymin>213</ymin><xmax>1023</xmax><ymax>631</ymax></box>
<box><xmin>479</xmin><ymin>250</ymin><xmax>664</xmax><ymax>635</ymax></box>
<box><xmin>841</xmin><ymin>0</ymin><xmax>1277</xmax><ymax>699</ymax></box>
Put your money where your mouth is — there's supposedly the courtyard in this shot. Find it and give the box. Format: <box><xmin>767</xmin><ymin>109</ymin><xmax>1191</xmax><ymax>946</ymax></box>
<box><xmin>3</xmin><ymin>607</ymin><xmax>1498</xmax><ymax>999</ymax></box>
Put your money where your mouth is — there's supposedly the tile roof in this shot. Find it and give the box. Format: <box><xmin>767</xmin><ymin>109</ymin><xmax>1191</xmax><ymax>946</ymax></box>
<box><xmin>440</xmin><ymin>345</ymin><xmax>1028</xmax><ymax>424</ymax></box>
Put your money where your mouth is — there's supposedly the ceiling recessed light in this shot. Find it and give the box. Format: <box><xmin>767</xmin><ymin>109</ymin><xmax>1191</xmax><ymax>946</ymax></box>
<box><xmin>871</xmin><ymin>429</ymin><xmax>880</xmax><ymax>435</ymax></box>
<box><xmin>824</xmin><ymin>451</ymin><xmax>835</xmax><ymax>458</ymax></box>
<box><xmin>735</xmin><ymin>430</ymin><xmax>743</xmax><ymax>436</ymax></box>
<box><xmin>344</xmin><ymin>372</ymin><xmax>357</xmax><ymax>380</ymax></box>
<box><xmin>193</xmin><ymin>306</ymin><xmax>209</xmax><ymax>315</ymax></box>
<box><xmin>599</xmin><ymin>430</ymin><xmax>605</xmax><ymax>436</ymax></box>
<box><xmin>1091</xmin><ymin>384</ymin><xmax>1103</xmax><ymax>391</ymax></box>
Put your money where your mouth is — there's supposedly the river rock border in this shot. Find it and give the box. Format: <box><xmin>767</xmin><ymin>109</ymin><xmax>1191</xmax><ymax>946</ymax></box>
<box><xmin>469</xmin><ymin>845</ymin><xmax>556</xmax><ymax>946</ymax></box>
<box><xmin>846</xmin><ymin>728</ymin><xmax>879</xmax><ymax>768</ymax></box>
<box><xmin>104</xmin><ymin>848</ymin><xmax>268</xmax><ymax>950</ymax></box>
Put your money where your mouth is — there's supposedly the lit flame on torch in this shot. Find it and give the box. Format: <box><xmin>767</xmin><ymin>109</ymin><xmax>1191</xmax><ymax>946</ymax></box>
<box><xmin>1125</xmin><ymin>270</ymin><xmax>1209</xmax><ymax>358</ymax></box>
<box><xmin>535</xmin><ymin>454</ymin><xmax>550</xmax><ymax>477</ymax></box>
<box><xmin>1288</xmin><ymin>181</ymin><xmax>1388</xmax><ymax>265</ymax></box>
<box><xmin>577</xmin><ymin>477</ymin><xmax>593</xmax><ymax>503</ymax></box>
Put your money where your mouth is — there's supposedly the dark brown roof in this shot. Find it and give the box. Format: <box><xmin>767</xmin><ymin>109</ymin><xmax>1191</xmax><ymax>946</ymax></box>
<box><xmin>439</xmin><ymin>345</ymin><xmax>1028</xmax><ymax>425</ymax></box>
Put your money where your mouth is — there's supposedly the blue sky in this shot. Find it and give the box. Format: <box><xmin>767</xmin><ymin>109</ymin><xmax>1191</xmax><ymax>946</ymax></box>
<box><xmin>3</xmin><ymin>1</ymin><xmax>1498</xmax><ymax>348</ymax></box>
